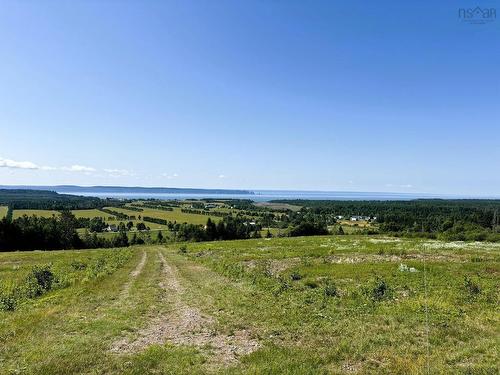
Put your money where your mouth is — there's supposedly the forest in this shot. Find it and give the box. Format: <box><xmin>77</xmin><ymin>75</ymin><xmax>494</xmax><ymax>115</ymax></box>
<box><xmin>273</xmin><ymin>199</ymin><xmax>500</xmax><ymax>241</ymax></box>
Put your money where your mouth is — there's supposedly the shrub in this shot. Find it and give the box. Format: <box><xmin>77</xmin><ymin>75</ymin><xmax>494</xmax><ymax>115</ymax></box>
<box><xmin>273</xmin><ymin>276</ymin><xmax>291</xmax><ymax>296</ymax></box>
<box><xmin>0</xmin><ymin>282</ymin><xmax>17</xmax><ymax>311</ymax></box>
<box><xmin>304</xmin><ymin>279</ymin><xmax>319</xmax><ymax>289</ymax></box>
<box><xmin>364</xmin><ymin>277</ymin><xmax>392</xmax><ymax>301</ymax></box>
<box><xmin>24</xmin><ymin>265</ymin><xmax>55</xmax><ymax>298</ymax></box>
<box><xmin>464</xmin><ymin>276</ymin><xmax>481</xmax><ymax>296</ymax></box>
<box><xmin>323</xmin><ymin>280</ymin><xmax>338</xmax><ymax>297</ymax></box>
<box><xmin>290</xmin><ymin>271</ymin><xmax>302</xmax><ymax>281</ymax></box>
<box><xmin>178</xmin><ymin>245</ymin><xmax>188</xmax><ymax>254</ymax></box>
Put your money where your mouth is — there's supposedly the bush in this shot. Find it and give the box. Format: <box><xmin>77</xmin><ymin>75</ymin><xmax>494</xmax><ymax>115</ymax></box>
<box><xmin>24</xmin><ymin>265</ymin><xmax>55</xmax><ymax>298</ymax></box>
<box><xmin>364</xmin><ymin>277</ymin><xmax>392</xmax><ymax>301</ymax></box>
<box><xmin>272</xmin><ymin>276</ymin><xmax>291</xmax><ymax>296</ymax></box>
<box><xmin>290</xmin><ymin>271</ymin><xmax>302</xmax><ymax>281</ymax></box>
<box><xmin>304</xmin><ymin>279</ymin><xmax>319</xmax><ymax>289</ymax></box>
<box><xmin>0</xmin><ymin>282</ymin><xmax>17</xmax><ymax>311</ymax></box>
<box><xmin>178</xmin><ymin>245</ymin><xmax>188</xmax><ymax>254</ymax></box>
<box><xmin>464</xmin><ymin>276</ymin><xmax>481</xmax><ymax>296</ymax></box>
<box><xmin>323</xmin><ymin>279</ymin><xmax>338</xmax><ymax>297</ymax></box>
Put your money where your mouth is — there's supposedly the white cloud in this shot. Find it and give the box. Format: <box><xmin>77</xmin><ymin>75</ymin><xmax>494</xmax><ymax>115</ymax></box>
<box><xmin>62</xmin><ymin>165</ymin><xmax>96</xmax><ymax>172</ymax></box>
<box><xmin>218</xmin><ymin>174</ymin><xmax>226</xmax><ymax>178</ymax></box>
<box><xmin>0</xmin><ymin>157</ymin><xmax>39</xmax><ymax>169</ymax></box>
<box><xmin>385</xmin><ymin>183</ymin><xmax>413</xmax><ymax>189</ymax></box>
<box><xmin>162</xmin><ymin>172</ymin><xmax>179</xmax><ymax>179</ymax></box>
<box><xmin>104</xmin><ymin>168</ymin><xmax>135</xmax><ymax>177</ymax></box>
<box><xmin>0</xmin><ymin>156</ymin><xmax>141</xmax><ymax>180</ymax></box>
<box><xmin>0</xmin><ymin>157</ymin><xmax>86</xmax><ymax>172</ymax></box>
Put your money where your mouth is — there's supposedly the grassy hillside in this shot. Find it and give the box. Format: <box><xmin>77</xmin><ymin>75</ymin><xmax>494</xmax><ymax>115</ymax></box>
<box><xmin>0</xmin><ymin>236</ymin><xmax>498</xmax><ymax>374</ymax></box>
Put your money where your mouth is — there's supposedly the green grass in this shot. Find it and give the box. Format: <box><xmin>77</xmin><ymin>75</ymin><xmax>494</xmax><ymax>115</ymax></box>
<box><xmin>11</xmin><ymin>205</ymin><xmax>219</xmax><ymax>227</ymax></box>
<box><xmin>0</xmin><ymin>206</ymin><xmax>8</xmax><ymax>219</ymax></box>
<box><xmin>84</xmin><ymin>228</ymin><xmax>171</xmax><ymax>241</ymax></box>
<box><xmin>71</xmin><ymin>208</ymin><xmax>107</xmax><ymax>219</ymax></box>
<box><xmin>12</xmin><ymin>209</ymin><xmax>60</xmax><ymax>219</ymax></box>
<box><xmin>107</xmin><ymin>206</ymin><xmax>221</xmax><ymax>225</ymax></box>
<box><xmin>0</xmin><ymin>236</ymin><xmax>498</xmax><ymax>374</ymax></box>
<box><xmin>71</xmin><ymin>208</ymin><xmax>168</xmax><ymax>230</ymax></box>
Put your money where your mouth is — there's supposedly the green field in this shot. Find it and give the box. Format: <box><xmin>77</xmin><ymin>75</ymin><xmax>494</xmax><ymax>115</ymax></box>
<box><xmin>111</xmin><ymin>206</ymin><xmax>221</xmax><ymax>225</ymax></box>
<box><xmin>0</xmin><ymin>206</ymin><xmax>8</xmax><ymax>219</ymax></box>
<box><xmin>1</xmin><ymin>236</ymin><xmax>498</xmax><ymax>374</ymax></box>
<box><xmin>12</xmin><ymin>209</ymin><xmax>60</xmax><ymax>219</ymax></box>
<box><xmin>71</xmin><ymin>208</ymin><xmax>168</xmax><ymax>231</ymax></box>
<box><xmin>10</xmin><ymin>205</ymin><xmax>222</xmax><ymax>227</ymax></box>
<box><xmin>71</xmin><ymin>209</ymin><xmax>107</xmax><ymax>219</ymax></box>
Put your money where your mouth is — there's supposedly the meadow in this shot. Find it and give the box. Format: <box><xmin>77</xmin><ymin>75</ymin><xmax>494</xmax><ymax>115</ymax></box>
<box><xmin>0</xmin><ymin>235</ymin><xmax>498</xmax><ymax>374</ymax></box>
<box><xmin>9</xmin><ymin>204</ymin><xmax>226</xmax><ymax>235</ymax></box>
<box><xmin>12</xmin><ymin>209</ymin><xmax>60</xmax><ymax>219</ymax></box>
<box><xmin>114</xmin><ymin>205</ymin><xmax>223</xmax><ymax>225</ymax></box>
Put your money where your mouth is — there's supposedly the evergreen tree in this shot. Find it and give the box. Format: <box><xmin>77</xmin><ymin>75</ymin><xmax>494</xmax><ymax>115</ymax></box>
<box><xmin>157</xmin><ymin>231</ymin><xmax>164</xmax><ymax>243</ymax></box>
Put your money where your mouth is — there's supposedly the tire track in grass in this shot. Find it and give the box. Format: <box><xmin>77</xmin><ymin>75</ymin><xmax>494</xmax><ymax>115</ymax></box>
<box><xmin>118</xmin><ymin>250</ymin><xmax>148</xmax><ymax>301</ymax></box>
<box><xmin>111</xmin><ymin>249</ymin><xmax>259</xmax><ymax>367</ymax></box>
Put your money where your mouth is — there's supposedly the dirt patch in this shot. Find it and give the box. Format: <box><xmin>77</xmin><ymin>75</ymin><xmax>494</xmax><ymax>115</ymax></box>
<box><xmin>111</xmin><ymin>251</ymin><xmax>259</xmax><ymax>366</ymax></box>
<box><xmin>325</xmin><ymin>252</ymin><xmax>470</xmax><ymax>264</ymax></box>
<box><xmin>118</xmin><ymin>251</ymin><xmax>147</xmax><ymax>300</ymax></box>
<box><xmin>243</xmin><ymin>257</ymin><xmax>301</xmax><ymax>275</ymax></box>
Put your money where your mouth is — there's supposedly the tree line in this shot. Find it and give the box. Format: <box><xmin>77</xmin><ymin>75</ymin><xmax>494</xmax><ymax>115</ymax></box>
<box><xmin>271</xmin><ymin>199</ymin><xmax>500</xmax><ymax>241</ymax></box>
<box><xmin>0</xmin><ymin>211</ymin><xmax>129</xmax><ymax>251</ymax></box>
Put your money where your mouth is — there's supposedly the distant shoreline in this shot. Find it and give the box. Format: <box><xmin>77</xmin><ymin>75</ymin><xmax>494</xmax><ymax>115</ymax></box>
<box><xmin>0</xmin><ymin>185</ymin><xmax>254</xmax><ymax>195</ymax></box>
<box><xmin>1</xmin><ymin>185</ymin><xmax>497</xmax><ymax>202</ymax></box>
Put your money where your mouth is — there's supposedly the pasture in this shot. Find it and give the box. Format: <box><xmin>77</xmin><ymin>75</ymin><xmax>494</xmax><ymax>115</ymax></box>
<box><xmin>0</xmin><ymin>236</ymin><xmax>498</xmax><ymax>374</ymax></box>
<box><xmin>12</xmin><ymin>209</ymin><xmax>60</xmax><ymax>219</ymax></box>
<box><xmin>109</xmin><ymin>206</ymin><xmax>222</xmax><ymax>225</ymax></box>
<box><xmin>8</xmin><ymin>204</ymin><xmax>224</xmax><ymax>233</ymax></box>
<box><xmin>0</xmin><ymin>206</ymin><xmax>8</xmax><ymax>218</ymax></box>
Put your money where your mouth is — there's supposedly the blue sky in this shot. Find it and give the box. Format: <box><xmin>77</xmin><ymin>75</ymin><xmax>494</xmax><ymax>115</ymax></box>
<box><xmin>0</xmin><ymin>1</ymin><xmax>499</xmax><ymax>195</ymax></box>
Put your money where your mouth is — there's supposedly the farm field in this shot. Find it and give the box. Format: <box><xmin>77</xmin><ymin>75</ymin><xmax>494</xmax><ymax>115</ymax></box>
<box><xmin>70</xmin><ymin>208</ymin><xmax>167</xmax><ymax>229</ymax></box>
<box><xmin>0</xmin><ymin>206</ymin><xmax>8</xmax><ymax>218</ymax></box>
<box><xmin>9</xmin><ymin>205</ymin><xmax>224</xmax><ymax>228</ymax></box>
<box><xmin>109</xmin><ymin>206</ymin><xmax>222</xmax><ymax>225</ymax></box>
<box><xmin>12</xmin><ymin>209</ymin><xmax>60</xmax><ymax>219</ymax></box>
<box><xmin>1</xmin><ymin>236</ymin><xmax>498</xmax><ymax>374</ymax></box>
<box><xmin>71</xmin><ymin>208</ymin><xmax>107</xmax><ymax>219</ymax></box>
<box><xmin>255</xmin><ymin>201</ymin><xmax>302</xmax><ymax>211</ymax></box>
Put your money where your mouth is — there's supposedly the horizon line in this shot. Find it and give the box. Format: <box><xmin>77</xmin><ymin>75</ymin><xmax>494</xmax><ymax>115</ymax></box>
<box><xmin>1</xmin><ymin>184</ymin><xmax>499</xmax><ymax>199</ymax></box>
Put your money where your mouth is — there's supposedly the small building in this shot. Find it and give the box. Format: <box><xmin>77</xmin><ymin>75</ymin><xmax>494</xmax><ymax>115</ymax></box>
<box><xmin>106</xmin><ymin>224</ymin><xmax>118</xmax><ymax>232</ymax></box>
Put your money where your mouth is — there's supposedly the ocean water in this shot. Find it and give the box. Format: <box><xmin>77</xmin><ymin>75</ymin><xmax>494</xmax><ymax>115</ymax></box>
<box><xmin>60</xmin><ymin>189</ymin><xmax>460</xmax><ymax>201</ymax></box>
